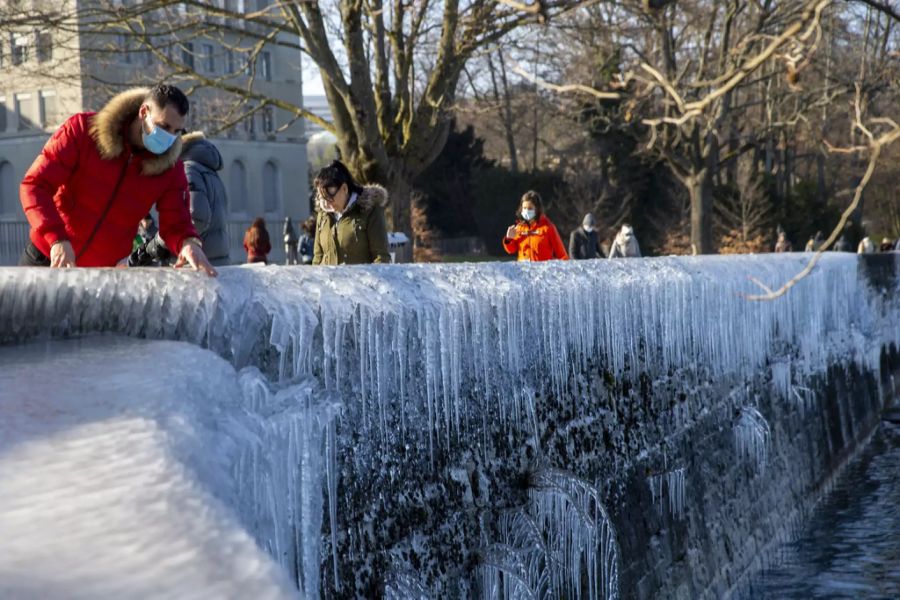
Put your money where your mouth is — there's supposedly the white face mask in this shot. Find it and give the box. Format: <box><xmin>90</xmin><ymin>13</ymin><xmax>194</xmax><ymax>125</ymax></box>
<box><xmin>583</xmin><ymin>225</ymin><xmax>595</xmax><ymax>233</ymax></box>
<box><xmin>521</xmin><ymin>209</ymin><xmax>536</xmax><ymax>221</ymax></box>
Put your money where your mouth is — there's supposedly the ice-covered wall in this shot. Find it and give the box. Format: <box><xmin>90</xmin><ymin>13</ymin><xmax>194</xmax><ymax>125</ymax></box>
<box><xmin>0</xmin><ymin>254</ymin><xmax>898</xmax><ymax>598</ymax></box>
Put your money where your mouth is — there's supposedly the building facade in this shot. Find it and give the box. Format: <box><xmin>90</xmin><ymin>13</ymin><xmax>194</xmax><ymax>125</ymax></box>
<box><xmin>0</xmin><ymin>0</ymin><xmax>310</xmax><ymax>265</ymax></box>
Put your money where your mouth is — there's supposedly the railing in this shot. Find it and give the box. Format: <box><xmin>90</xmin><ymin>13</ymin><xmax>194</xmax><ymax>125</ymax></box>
<box><xmin>0</xmin><ymin>220</ymin><xmax>29</xmax><ymax>265</ymax></box>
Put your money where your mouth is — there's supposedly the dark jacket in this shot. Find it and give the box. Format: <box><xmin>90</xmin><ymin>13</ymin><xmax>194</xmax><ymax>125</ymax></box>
<box><xmin>181</xmin><ymin>132</ymin><xmax>230</xmax><ymax>266</ymax></box>
<box><xmin>19</xmin><ymin>88</ymin><xmax>197</xmax><ymax>266</ymax></box>
<box><xmin>313</xmin><ymin>185</ymin><xmax>391</xmax><ymax>265</ymax></box>
<box><xmin>568</xmin><ymin>227</ymin><xmax>604</xmax><ymax>259</ymax></box>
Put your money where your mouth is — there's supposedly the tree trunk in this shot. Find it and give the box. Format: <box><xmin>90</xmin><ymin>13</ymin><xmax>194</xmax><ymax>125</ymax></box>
<box><xmin>816</xmin><ymin>152</ymin><xmax>827</xmax><ymax>204</ymax></box>
<box><xmin>688</xmin><ymin>170</ymin><xmax>714</xmax><ymax>254</ymax></box>
<box><xmin>388</xmin><ymin>174</ymin><xmax>413</xmax><ymax>237</ymax></box>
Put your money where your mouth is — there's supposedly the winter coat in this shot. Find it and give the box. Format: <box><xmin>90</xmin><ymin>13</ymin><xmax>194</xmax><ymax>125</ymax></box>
<box><xmin>503</xmin><ymin>214</ymin><xmax>569</xmax><ymax>262</ymax></box>
<box><xmin>857</xmin><ymin>237</ymin><xmax>875</xmax><ymax>254</ymax></box>
<box><xmin>608</xmin><ymin>226</ymin><xmax>641</xmax><ymax>258</ymax></box>
<box><xmin>568</xmin><ymin>227</ymin><xmax>604</xmax><ymax>259</ymax></box>
<box><xmin>181</xmin><ymin>132</ymin><xmax>230</xmax><ymax>266</ymax></box>
<box><xmin>313</xmin><ymin>185</ymin><xmax>391</xmax><ymax>265</ymax></box>
<box><xmin>19</xmin><ymin>88</ymin><xmax>197</xmax><ymax>266</ymax></box>
<box><xmin>243</xmin><ymin>229</ymin><xmax>271</xmax><ymax>264</ymax></box>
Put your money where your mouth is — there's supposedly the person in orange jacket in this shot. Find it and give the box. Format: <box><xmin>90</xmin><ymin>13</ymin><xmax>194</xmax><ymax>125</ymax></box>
<box><xmin>502</xmin><ymin>190</ymin><xmax>569</xmax><ymax>261</ymax></box>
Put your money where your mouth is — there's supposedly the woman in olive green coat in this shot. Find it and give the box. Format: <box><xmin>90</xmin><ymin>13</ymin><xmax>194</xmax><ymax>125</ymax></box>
<box><xmin>312</xmin><ymin>160</ymin><xmax>391</xmax><ymax>265</ymax></box>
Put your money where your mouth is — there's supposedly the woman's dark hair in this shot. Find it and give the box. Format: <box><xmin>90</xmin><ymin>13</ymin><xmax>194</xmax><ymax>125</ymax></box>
<box><xmin>517</xmin><ymin>190</ymin><xmax>544</xmax><ymax>219</ymax></box>
<box><xmin>314</xmin><ymin>160</ymin><xmax>364</xmax><ymax>196</ymax></box>
<box><xmin>246</xmin><ymin>217</ymin><xmax>270</xmax><ymax>248</ymax></box>
<box><xmin>146</xmin><ymin>84</ymin><xmax>190</xmax><ymax>117</ymax></box>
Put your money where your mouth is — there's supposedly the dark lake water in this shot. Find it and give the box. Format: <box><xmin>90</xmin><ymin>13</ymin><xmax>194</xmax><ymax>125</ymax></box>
<box><xmin>745</xmin><ymin>420</ymin><xmax>900</xmax><ymax>599</ymax></box>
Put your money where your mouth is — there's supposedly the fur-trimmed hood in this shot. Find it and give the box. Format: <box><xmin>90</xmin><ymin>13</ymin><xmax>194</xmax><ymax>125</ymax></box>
<box><xmin>317</xmin><ymin>184</ymin><xmax>389</xmax><ymax>214</ymax></box>
<box><xmin>180</xmin><ymin>131</ymin><xmax>223</xmax><ymax>171</ymax></box>
<box><xmin>88</xmin><ymin>88</ymin><xmax>183</xmax><ymax>177</ymax></box>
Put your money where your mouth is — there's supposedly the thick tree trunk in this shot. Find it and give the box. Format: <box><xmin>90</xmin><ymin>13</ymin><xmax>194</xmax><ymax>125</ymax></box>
<box><xmin>388</xmin><ymin>175</ymin><xmax>413</xmax><ymax>237</ymax></box>
<box><xmin>688</xmin><ymin>170</ymin><xmax>714</xmax><ymax>254</ymax></box>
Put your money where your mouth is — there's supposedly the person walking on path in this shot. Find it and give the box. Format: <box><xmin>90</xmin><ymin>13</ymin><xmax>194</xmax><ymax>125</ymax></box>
<box><xmin>283</xmin><ymin>217</ymin><xmax>299</xmax><ymax>265</ymax></box>
<box><xmin>502</xmin><ymin>191</ymin><xmax>569</xmax><ymax>262</ymax></box>
<box><xmin>608</xmin><ymin>224</ymin><xmax>642</xmax><ymax>258</ymax></box>
<box><xmin>312</xmin><ymin>160</ymin><xmax>391</xmax><ymax>265</ymax></box>
<box><xmin>18</xmin><ymin>84</ymin><xmax>215</xmax><ymax>275</ymax></box>
<box><xmin>774</xmin><ymin>230</ymin><xmax>793</xmax><ymax>252</ymax></box>
<box><xmin>244</xmin><ymin>218</ymin><xmax>272</xmax><ymax>264</ymax></box>
<box><xmin>299</xmin><ymin>216</ymin><xmax>316</xmax><ymax>265</ymax></box>
<box><xmin>569</xmin><ymin>213</ymin><xmax>604</xmax><ymax>259</ymax></box>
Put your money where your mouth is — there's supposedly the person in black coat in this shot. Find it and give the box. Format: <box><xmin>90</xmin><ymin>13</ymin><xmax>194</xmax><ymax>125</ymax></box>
<box><xmin>568</xmin><ymin>213</ymin><xmax>605</xmax><ymax>259</ymax></box>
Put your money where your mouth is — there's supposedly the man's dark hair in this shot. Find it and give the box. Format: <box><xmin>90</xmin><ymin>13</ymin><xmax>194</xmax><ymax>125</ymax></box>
<box><xmin>146</xmin><ymin>84</ymin><xmax>189</xmax><ymax>116</ymax></box>
<box><xmin>314</xmin><ymin>159</ymin><xmax>364</xmax><ymax>196</ymax></box>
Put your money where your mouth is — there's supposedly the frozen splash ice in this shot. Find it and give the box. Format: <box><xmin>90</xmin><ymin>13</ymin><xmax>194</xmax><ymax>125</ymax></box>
<box><xmin>383</xmin><ymin>570</ymin><xmax>433</xmax><ymax>600</ymax></box>
<box><xmin>1</xmin><ymin>255</ymin><xmax>896</xmax><ymax>457</ymax></box>
<box><xmin>233</xmin><ymin>369</ymin><xmax>340</xmax><ymax>599</ymax></box>
<box><xmin>482</xmin><ymin>469</ymin><xmax>619</xmax><ymax>600</ymax></box>
<box><xmin>734</xmin><ymin>407</ymin><xmax>771</xmax><ymax>473</ymax></box>
<box><xmin>647</xmin><ymin>467</ymin><xmax>687</xmax><ymax>520</ymax></box>
<box><xmin>0</xmin><ymin>337</ymin><xmax>299</xmax><ymax>599</ymax></box>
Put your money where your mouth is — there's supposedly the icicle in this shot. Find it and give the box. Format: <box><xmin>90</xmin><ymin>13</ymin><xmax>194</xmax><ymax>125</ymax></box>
<box><xmin>734</xmin><ymin>407</ymin><xmax>771</xmax><ymax>473</ymax></box>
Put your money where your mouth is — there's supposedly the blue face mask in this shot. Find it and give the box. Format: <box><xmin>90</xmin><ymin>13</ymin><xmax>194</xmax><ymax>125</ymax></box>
<box><xmin>521</xmin><ymin>209</ymin><xmax>536</xmax><ymax>222</ymax></box>
<box><xmin>142</xmin><ymin>114</ymin><xmax>177</xmax><ymax>155</ymax></box>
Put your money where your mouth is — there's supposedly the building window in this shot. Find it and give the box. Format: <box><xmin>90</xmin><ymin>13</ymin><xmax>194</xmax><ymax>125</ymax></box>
<box><xmin>0</xmin><ymin>161</ymin><xmax>15</xmax><ymax>215</ymax></box>
<box><xmin>117</xmin><ymin>34</ymin><xmax>132</xmax><ymax>64</ymax></box>
<box><xmin>259</xmin><ymin>51</ymin><xmax>272</xmax><ymax>81</ymax></box>
<box><xmin>242</xmin><ymin>113</ymin><xmax>255</xmax><ymax>136</ymax></box>
<box><xmin>229</xmin><ymin>160</ymin><xmax>248</xmax><ymax>213</ymax></box>
<box><xmin>262</xmin><ymin>106</ymin><xmax>274</xmax><ymax>133</ymax></box>
<box><xmin>262</xmin><ymin>161</ymin><xmax>279</xmax><ymax>213</ymax></box>
<box><xmin>15</xmin><ymin>93</ymin><xmax>37</xmax><ymax>130</ymax></box>
<box><xmin>225</xmin><ymin>49</ymin><xmax>235</xmax><ymax>74</ymax></box>
<box><xmin>202</xmin><ymin>43</ymin><xmax>215</xmax><ymax>72</ymax></box>
<box><xmin>182</xmin><ymin>42</ymin><xmax>194</xmax><ymax>70</ymax></box>
<box><xmin>39</xmin><ymin>91</ymin><xmax>58</xmax><ymax>127</ymax></box>
<box><xmin>0</xmin><ymin>97</ymin><xmax>6</xmax><ymax>132</ymax></box>
<box><xmin>12</xmin><ymin>33</ymin><xmax>30</xmax><ymax>65</ymax></box>
<box><xmin>36</xmin><ymin>31</ymin><xmax>52</xmax><ymax>62</ymax></box>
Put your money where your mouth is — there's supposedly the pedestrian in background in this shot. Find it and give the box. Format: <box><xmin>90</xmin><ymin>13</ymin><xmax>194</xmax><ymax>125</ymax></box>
<box><xmin>312</xmin><ymin>160</ymin><xmax>390</xmax><ymax>265</ymax></box>
<box><xmin>608</xmin><ymin>224</ymin><xmax>641</xmax><ymax>258</ymax></box>
<box><xmin>299</xmin><ymin>216</ymin><xmax>316</xmax><ymax>265</ymax></box>
<box><xmin>774</xmin><ymin>230</ymin><xmax>793</xmax><ymax>252</ymax></box>
<box><xmin>283</xmin><ymin>217</ymin><xmax>299</xmax><ymax>265</ymax></box>
<box><xmin>244</xmin><ymin>218</ymin><xmax>271</xmax><ymax>264</ymax></box>
<box><xmin>569</xmin><ymin>213</ymin><xmax>604</xmax><ymax>259</ymax></box>
<box><xmin>502</xmin><ymin>190</ymin><xmax>569</xmax><ymax>262</ymax></box>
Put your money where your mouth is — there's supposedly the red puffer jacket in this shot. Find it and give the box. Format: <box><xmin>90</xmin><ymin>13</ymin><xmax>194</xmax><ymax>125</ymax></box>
<box><xmin>502</xmin><ymin>214</ymin><xmax>570</xmax><ymax>261</ymax></box>
<box><xmin>19</xmin><ymin>88</ymin><xmax>197</xmax><ymax>267</ymax></box>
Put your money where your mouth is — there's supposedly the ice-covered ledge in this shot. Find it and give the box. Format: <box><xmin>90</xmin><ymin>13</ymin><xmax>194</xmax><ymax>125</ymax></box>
<box><xmin>0</xmin><ymin>337</ymin><xmax>297</xmax><ymax>600</ymax></box>
<box><xmin>0</xmin><ymin>254</ymin><xmax>898</xmax><ymax>598</ymax></box>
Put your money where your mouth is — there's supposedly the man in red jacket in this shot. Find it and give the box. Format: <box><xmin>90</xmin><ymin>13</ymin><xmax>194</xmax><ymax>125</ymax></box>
<box><xmin>19</xmin><ymin>84</ymin><xmax>216</xmax><ymax>276</ymax></box>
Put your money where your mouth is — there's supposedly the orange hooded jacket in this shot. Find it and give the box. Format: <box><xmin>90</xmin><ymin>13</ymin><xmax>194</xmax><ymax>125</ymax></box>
<box><xmin>502</xmin><ymin>214</ymin><xmax>569</xmax><ymax>261</ymax></box>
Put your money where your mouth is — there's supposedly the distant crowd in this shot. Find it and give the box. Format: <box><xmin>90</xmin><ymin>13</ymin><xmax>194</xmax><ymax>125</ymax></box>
<box><xmin>14</xmin><ymin>82</ymin><xmax>900</xmax><ymax>273</ymax></box>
